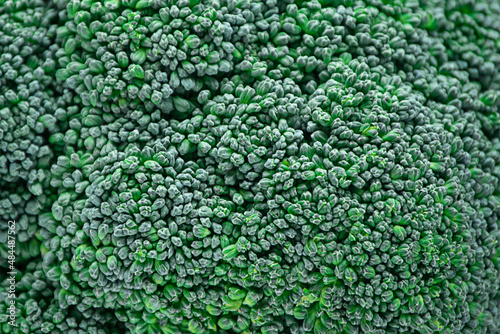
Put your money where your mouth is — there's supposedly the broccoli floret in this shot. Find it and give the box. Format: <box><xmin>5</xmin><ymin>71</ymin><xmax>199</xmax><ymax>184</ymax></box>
<box><xmin>2</xmin><ymin>0</ymin><xmax>500</xmax><ymax>333</ymax></box>
<box><xmin>0</xmin><ymin>0</ymin><xmax>71</xmax><ymax>265</ymax></box>
<box><xmin>0</xmin><ymin>262</ymin><xmax>126</xmax><ymax>334</ymax></box>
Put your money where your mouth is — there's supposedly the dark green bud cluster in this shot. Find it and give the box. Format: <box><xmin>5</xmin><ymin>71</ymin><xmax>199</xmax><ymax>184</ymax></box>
<box><xmin>0</xmin><ymin>0</ymin><xmax>69</xmax><ymax>266</ymax></box>
<box><xmin>53</xmin><ymin>0</ymin><xmax>260</xmax><ymax>116</ymax></box>
<box><xmin>1</xmin><ymin>0</ymin><xmax>500</xmax><ymax>333</ymax></box>
<box><xmin>0</xmin><ymin>262</ymin><xmax>126</xmax><ymax>334</ymax></box>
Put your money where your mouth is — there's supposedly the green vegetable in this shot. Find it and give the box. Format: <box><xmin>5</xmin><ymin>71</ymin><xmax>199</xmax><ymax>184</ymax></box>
<box><xmin>2</xmin><ymin>0</ymin><xmax>500</xmax><ymax>333</ymax></box>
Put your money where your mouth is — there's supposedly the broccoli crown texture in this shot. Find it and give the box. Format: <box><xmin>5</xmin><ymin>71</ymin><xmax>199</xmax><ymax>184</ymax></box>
<box><xmin>1</xmin><ymin>0</ymin><xmax>500</xmax><ymax>333</ymax></box>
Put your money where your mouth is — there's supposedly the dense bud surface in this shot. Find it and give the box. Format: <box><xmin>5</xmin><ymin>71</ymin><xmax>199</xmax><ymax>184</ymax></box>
<box><xmin>1</xmin><ymin>0</ymin><xmax>500</xmax><ymax>333</ymax></box>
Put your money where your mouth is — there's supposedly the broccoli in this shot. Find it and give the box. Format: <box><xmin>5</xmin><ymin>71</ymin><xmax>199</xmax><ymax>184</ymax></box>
<box><xmin>1</xmin><ymin>0</ymin><xmax>500</xmax><ymax>333</ymax></box>
<box><xmin>0</xmin><ymin>261</ymin><xmax>126</xmax><ymax>334</ymax></box>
